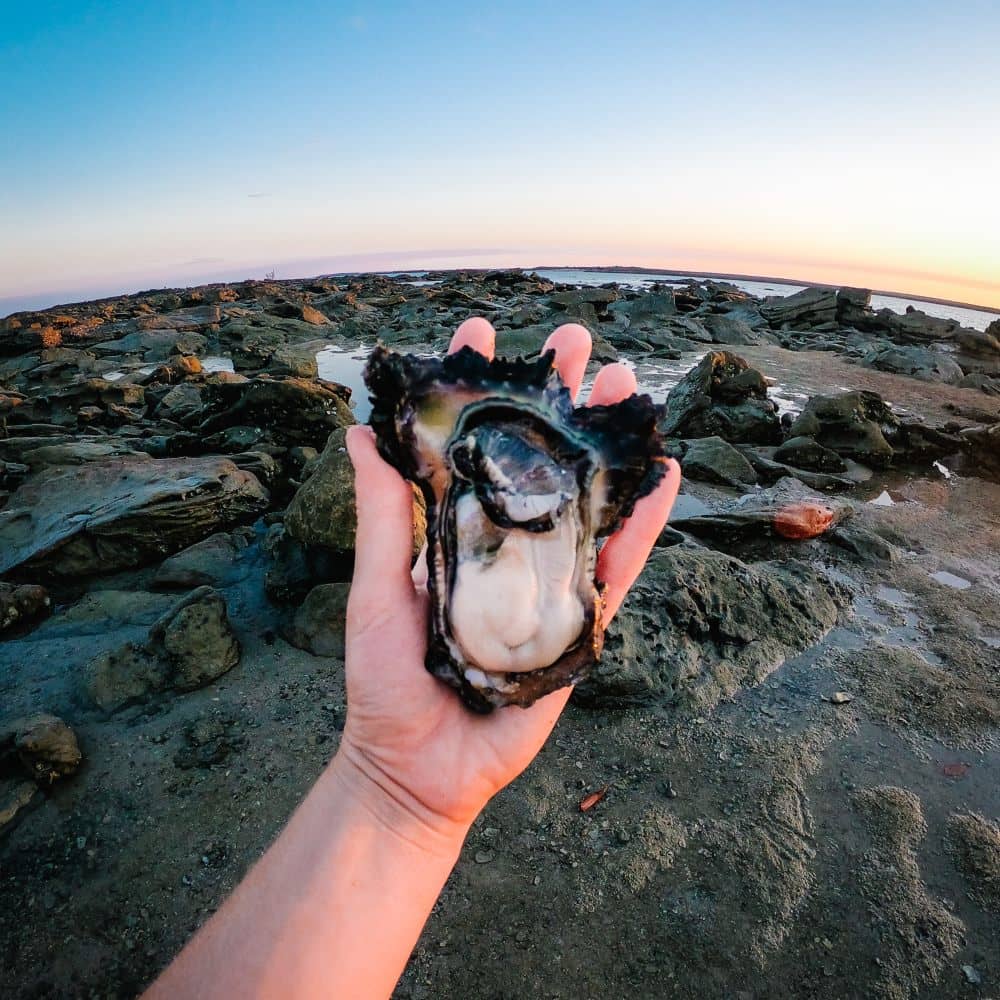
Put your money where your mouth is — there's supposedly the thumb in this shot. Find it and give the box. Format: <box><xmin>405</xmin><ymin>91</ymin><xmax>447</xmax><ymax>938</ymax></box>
<box><xmin>345</xmin><ymin>424</ymin><xmax>416</xmax><ymax>612</ymax></box>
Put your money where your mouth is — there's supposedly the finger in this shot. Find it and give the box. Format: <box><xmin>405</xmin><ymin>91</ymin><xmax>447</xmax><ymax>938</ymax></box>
<box><xmin>596</xmin><ymin>458</ymin><xmax>681</xmax><ymax>622</ymax></box>
<box><xmin>586</xmin><ymin>362</ymin><xmax>637</xmax><ymax>406</ymax></box>
<box><xmin>542</xmin><ymin>323</ymin><xmax>591</xmax><ymax>400</ymax></box>
<box><xmin>345</xmin><ymin>425</ymin><xmax>417</xmax><ymax>611</ymax></box>
<box><xmin>449</xmin><ymin>317</ymin><xmax>495</xmax><ymax>359</ymax></box>
<box><xmin>411</xmin><ymin>542</ymin><xmax>428</xmax><ymax>590</ymax></box>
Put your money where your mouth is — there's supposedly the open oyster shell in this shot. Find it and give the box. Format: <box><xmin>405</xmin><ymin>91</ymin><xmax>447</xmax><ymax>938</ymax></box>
<box><xmin>365</xmin><ymin>345</ymin><xmax>666</xmax><ymax>712</ymax></box>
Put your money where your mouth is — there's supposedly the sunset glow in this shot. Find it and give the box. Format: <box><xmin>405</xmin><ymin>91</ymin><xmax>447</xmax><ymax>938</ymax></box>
<box><xmin>2</xmin><ymin>1</ymin><xmax>998</xmax><ymax>314</ymax></box>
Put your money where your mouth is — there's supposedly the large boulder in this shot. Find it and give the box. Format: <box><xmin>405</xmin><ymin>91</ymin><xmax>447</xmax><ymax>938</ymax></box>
<box><xmin>700</xmin><ymin>314</ymin><xmax>759</xmax><ymax>346</ymax></box>
<box><xmin>284</xmin><ymin>428</ymin><xmax>426</xmax><ymax>557</ymax></box>
<box><xmin>0</xmin><ymin>456</ymin><xmax>268</xmax><ymax>580</ymax></box>
<box><xmin>85</xmin><ymin>587</ymin><xmax>240</xmax><ymax>712</ymax></box>
<box><xmin>575</xmin><ymin>547</ymin><xmax>843</xmax><ymax>710</ymax></box>
<box><xmin>197</xmin><ymin>376</ymin><xmax>354</xmax><ymax>448</ymax></box>
<box><xmin>788</xmin><ymin>391</ymin><xmax>899</xmax><ymax>468</ymax></box>
<box><xmin>761</xmin><ymin>287</ymin><xmax>837</xmax><ymax>327</ymax></box>
<box><xmin>661</xmin><ymin>351</ymin><xmax>781</xmax><ymax>445</ymax></box>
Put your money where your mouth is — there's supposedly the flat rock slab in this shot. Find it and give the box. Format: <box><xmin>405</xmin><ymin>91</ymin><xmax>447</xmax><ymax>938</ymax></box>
<box><xmin>0</xmin><ymin>456</ymin><xmax>268</xmax><ymax>580</ymax></box>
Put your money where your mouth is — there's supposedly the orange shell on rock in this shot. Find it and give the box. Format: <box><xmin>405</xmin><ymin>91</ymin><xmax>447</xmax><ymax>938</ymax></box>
<box><xmin>773</xmin><ymin>501</ymin><xmax>835</xmax><ymax>540</ymax></box>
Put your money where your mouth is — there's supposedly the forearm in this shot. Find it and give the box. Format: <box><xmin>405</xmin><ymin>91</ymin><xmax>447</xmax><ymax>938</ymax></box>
<box><xmin>145</xmin><ymin>752</ymin><xmax>468</xmax><ymax>999</ymax></box>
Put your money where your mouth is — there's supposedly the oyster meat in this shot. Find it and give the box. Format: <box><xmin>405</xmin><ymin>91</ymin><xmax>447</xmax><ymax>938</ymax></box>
<box><xmin>365</xmin><ymin>345</ymin><xmax>666</xmax><ymax>712</ymax></box>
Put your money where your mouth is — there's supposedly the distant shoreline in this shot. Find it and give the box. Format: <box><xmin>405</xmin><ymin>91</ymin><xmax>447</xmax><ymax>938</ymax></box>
<box><xmin>528</xmin><ymin>265</ymin><xmax>1000</xmax><ymax>317</ymax></box>
<box><xmin>4</xmin><ymin>265</ymin><xmax>999</xmax><ymax>320</ymax></box>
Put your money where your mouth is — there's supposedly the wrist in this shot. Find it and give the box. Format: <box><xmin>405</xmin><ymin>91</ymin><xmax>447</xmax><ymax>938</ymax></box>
<box><xmin>326</xmin><ymin>742</ymin><xmax>471</xmax><ymax>862</ymax></box>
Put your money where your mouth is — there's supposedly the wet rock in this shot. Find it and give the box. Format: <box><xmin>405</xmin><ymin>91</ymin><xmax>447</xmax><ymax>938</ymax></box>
<box><xmin>736</xmin><ymin>448</ymin><xmax>857</xmax><ymax>491</ymax></box>
<box><xmin>773</xmin><ymin>435</ymin><xmax>847</xmax><ymax>473</ymax></box>
<box><xmin>0</xmin><ymin>582</ymin><xmax>51</xmax><ymax>633</ymax></box>
<box><xmin>151</xmin><ymin>529</ymin><xmax>254</xmax><ymax>589</ymax></box>
<box><xmin>0</xmin><ymin>456</ymin><xmax>268</xmax><ymax>580</ymax></box>
<box><xmin>263</xmin><ymin>524</ymin><xmax>352</xmax><ymax>603</ymax></box>
<box><xmin>197</xmin><ymin>376</ymin><xmax>353</xmax><ymax>449</ymax></box>
<box><xmin>282</xmin><ymin>582</ymin><xmax>350</xmax><ymax>657</ymax></box>
<box><xmin>862</xmin><ymin>345</ymin><xmax>963</xmax><ymax>383</ymax></box>
<box><xmin>283</xmin><ymin>428</ymin><xmax>427</xmax><ymax>557</ymax></box>
<box><xmin>761</xmin><ymin>287</ymin><xmax>837</xmax><ymax>327</ymax></box>
<box><xmin>787</xmin><ymin>391</ymin><xmax>898</xmax><ymax>468</ymax></box>
<box><xmin>881</xmin><ymin>306</ymin><xmax>959</xmax><ymax>342</ymax></box>
<box><xmin>269</xmin><ymin>345</ymin><xmax>319</xmax><ymax>379</ymax></box>
<box><xmin>0</xmin><ymin>714</ymin><xmax>82</xmax><ymax>783</ymax></box>
<box><xmin>85</xmin><ymin>587</ymin><xmax>240</xmax><ymax>712</ymax></box>
<box><xmin>661</xmin><ymin>351</ymin><xmax>781</xmax><ymax>445</ymax></box>
<box><xmin>827</xmin><ymin>525</ymin><xmax>900</xmax><ymax>562</ymax></box>
<box><xmin>674</xmin><ymin>436</ymin><xmax>758</xmax><ymax>488</ymax></box>
<box><xmin>575</xmin><ymin>547</ymin><xmax>842</xmax><ymax>710</ymax></box>
<box><xmin>669</xmin><ymin>477</ymin><xmax>854</xmax><ymax>543</ymax></box>
<box><xmin>611</xmin><ymin>290</ymin><xmax>676</xmax><ymax>326</ymax></box>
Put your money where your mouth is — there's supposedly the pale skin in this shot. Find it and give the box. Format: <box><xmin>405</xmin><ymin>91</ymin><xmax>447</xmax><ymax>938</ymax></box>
<box><xmin>145</xmin><ymin>319</ymin><xmax>681</xmax><ymax>999</ymax></box>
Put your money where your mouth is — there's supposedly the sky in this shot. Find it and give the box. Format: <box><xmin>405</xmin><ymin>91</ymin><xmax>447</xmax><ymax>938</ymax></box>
<box><xmin>2</xmin><ymin>0</ymin><xmax>999</xmax><ymax>314</ymax></box>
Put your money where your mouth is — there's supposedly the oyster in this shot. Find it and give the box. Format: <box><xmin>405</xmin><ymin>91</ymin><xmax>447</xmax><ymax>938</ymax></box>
<box><xmin>365</xmin><ymin>345</ymin><xmax>666</xmax><ymax>712</ymax></box>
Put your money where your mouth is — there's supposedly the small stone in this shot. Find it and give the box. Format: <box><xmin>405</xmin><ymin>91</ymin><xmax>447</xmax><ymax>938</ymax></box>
<box><xmin>828</xmin><ymin>691</ymin><xmax>854</xmax><ymax>704</ymax></box>
<box><xmin>474</xmin><ymin>850</ymin><xmax>494</xmax><ymax>864</ymax></box>
<box><xmin>962</xmin><ymin>965</ymin><xmax>981</xmax><ymax>985</ymax></box>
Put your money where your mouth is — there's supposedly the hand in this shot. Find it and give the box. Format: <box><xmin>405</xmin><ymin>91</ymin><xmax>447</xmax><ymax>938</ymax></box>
<box><xmin>335</xmin><ymin>319</ymin><xmax>681</xmax><ymax>850</ymax></box>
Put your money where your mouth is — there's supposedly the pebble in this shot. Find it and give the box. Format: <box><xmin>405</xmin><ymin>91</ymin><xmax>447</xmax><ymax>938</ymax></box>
<box><xmin>474</xmin><ymin>850</ymin><xmax>494</xmax><ymax>864</ymax></box>
<box><xmin>828</xmin><ymin>691</ymin><xmax>854</xmax><ymax>704</ymax></box>
<box><xmin>962</xmin><ymin>965</ymin><xmax>982</xmax><ymax>985</ymax></box>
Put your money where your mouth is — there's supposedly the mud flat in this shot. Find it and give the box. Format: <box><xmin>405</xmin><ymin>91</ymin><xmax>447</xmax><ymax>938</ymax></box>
<box><xmin>1</xmin><ymin>271</ymin><xmax>998</xmax><ymax>998</ymax></box>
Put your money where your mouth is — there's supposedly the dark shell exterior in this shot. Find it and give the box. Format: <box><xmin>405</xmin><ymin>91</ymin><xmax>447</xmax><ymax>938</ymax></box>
<box><xmin>365</xmin><ymin>344</ymin><xmax>666</xmax><ymax>712</ymax></box>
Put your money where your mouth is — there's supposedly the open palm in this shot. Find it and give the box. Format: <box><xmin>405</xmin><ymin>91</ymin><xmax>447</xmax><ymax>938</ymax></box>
<box><xmin>339</xmin><ymin>318</ymin><xmax>681</xmax><ymax>838</ymax></box>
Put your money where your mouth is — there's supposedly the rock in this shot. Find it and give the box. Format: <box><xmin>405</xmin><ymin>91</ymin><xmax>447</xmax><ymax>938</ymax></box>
<box><xmin>788</xmin><ymin>391</ymin><xmax>899</xmax><ymax>468</ymax></box>
<box><xmin>956</xmin><ymin>373</ymin><xmax>1000</xmax><ymax>396</ymax></box>
<box><xmin>197</xmin><ymin>376</ymin><xmax>354</xmax><ymax>449</ymax></box>
<box><xmin>836</xmin><ymin>286</ymin><xmax>872</xmax><ymax>325</ymax></box>
<box><xmin>284</xmin><ymin>428</ymin><xmax>427</xmax><ymax>556</ymax></box>
<box><xmin>891</xmin><ymin>307</ymin><xmax>962</xmax><ymax>341</ymax></box>
<box><xmin>85</xmin><ymin>587</ymin><xmax>240</xmax><ymax>712</ymax></box>
<box><xmin>675</xmin><ymin>436</ymin><xmax>758</xmax><ymax>488</ymax></box>
<box><xmin>0</xmin><ymin>456</ymin><xmax>268</xmax><ymax>580</ymax></box>
<box><xmin>773</xmin><ymin>435</ymin><xmax>847</xmax><ymax>473</ymax></box>
<box><xmin>0</xmin><ymin>583</ymin><xmax>51</xmax><ymax>633</ymax></box>
<box><xmin>959</xmin><ymin>422</ymin><xmax>1000</xmax><ymax>478</ymax></box>
<box><xmin>151</xmin><ymin>529</ymin><xmax>254</xmax><ymax>589</ymax></box>
<box><xmin>270</xmin><ymin>345</ymin><xmax>319</xmax><ymax>378</ymax></box>
<box><xmin>0</xmin><ymin>714</ymin><xmax>82</xmax><ymax>782</ymax></box>
<box><xmin>700</xmin><ymin>314</ymin><xmax>759</xmax><ymax>345</ymax></box>
<box><xmin>133</xmin><ymin>305</ymin><xmax>220</xmax><ymax>331</ymax></box>
<box><xmin>612</xmin><ymin>290</ymin><xmax>677</xmax><ymax>326</ymax></box>
<box><xmin>661</xmin><ymin>351</ymin><xmax>781</xmax><ymax>445</ymax></box>
<box><xmin>575</xmin><ymin>547</ymin><xmax>843</xmax><ymax>710</ymax></box>
<box><xmin>157</xmin><ymin>382</ymin><xmax>204</xmax><ymax>421</ymax></box>
<box><xmin>736</xmin><ymin>447</ymin><xmax>857</xmax><ymax>491</ymax></box>
<box><xmin>670</xmin><ymin>477</ymin><xmax>854</xmax><ymax>542</ymax></box>
<box><xmin>761</xmin><ymin>287</ymin><xmax>837</xmax><ymax>327</ymax></box>
<box><xmin>947</xmin><ymin>812</ymin><xmax>1000</xmax><ymax>912</ymax></box>
<box><xmin>0</xmin><ymin>779</ymin><xmax>38</xmax><ymax>833</ymax></box>
<box><xmin>282</xmin><ymin>582</ymin><xmax>350</xmax><ymax>657</ymax></box>
<box><xmin>827</xmin><ymin>525</ymin><xmax>899</xmax><ymax>562</ymax></box>
<box><xmin>300</xmin><ymin>305</ymin><xmax>330</xmax><ymax>326</ymax></box>
<box><xmin>955</xmin><ymin>326</ymin><xmax>1000</xmax><ymax>358</ymax></box>
<box><xmin>862</xmin><ymin>345</ymin><xmax>963</xmax><ymax>383</ymax></box>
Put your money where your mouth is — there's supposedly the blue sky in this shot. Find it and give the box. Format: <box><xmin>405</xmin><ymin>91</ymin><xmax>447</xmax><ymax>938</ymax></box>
<box><xmin>2</xmin><ymin>1</ymin><xmax>999</xmax><ymax>311</ymax></box>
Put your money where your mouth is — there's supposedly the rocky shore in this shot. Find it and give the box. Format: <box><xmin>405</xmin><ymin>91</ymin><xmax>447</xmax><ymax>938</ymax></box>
<box><xmin>1</xmin><ymin>270</ymin><xmax>998</xmax><ymax>999</ymax></box>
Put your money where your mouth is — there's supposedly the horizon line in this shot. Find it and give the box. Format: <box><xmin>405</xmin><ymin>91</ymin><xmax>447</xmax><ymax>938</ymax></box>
<box><xmin>3</xmin><ymin>263</ymin><xmax>999</xmax><ymax>320</ymax></box>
